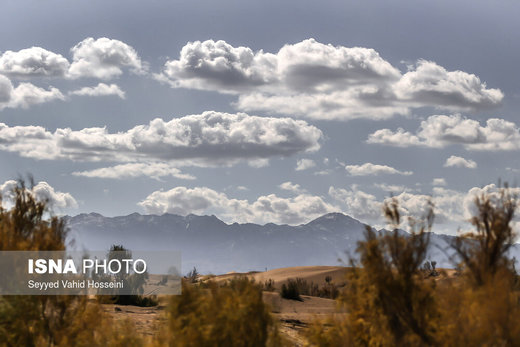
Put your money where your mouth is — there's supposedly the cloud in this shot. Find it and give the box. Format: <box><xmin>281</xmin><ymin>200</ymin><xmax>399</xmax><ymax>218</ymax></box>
<box><xmin>138</xmin><ymin>186</ymin><xmax>337</xmax><ymax>225</ymax></box>
<box><xmin>432</xmin><ymin>178</ymin><xmax>447</xmax><ymax>186</ymax></box>
<box><xmin>248</xmin><ymin>158</ymin><xmax>270</xmax><ymax>168</ymax></box>
<box><xmin>367</xmin><ymin>114</ymin><xmax>520</xmax><ymax>151</ymax></box>
<box><xmin>0</xmin><ymin>47</ymin><xmax>70</xmax><ymax>78</ymax></box>
<box><xmin>156</xmin><ymin>39</ymin><xmax>278</xmax><ymax>93</ymax></box>
<box><xmin>71</xmin><ymin>163</ymin><xmax>195</xmax><ymax>181</ymax></box>
<box><xmin>444</xmin><ymin>155</ymin><xmax>477</xmax><ymax>168</ymax></box>
<box><xmin>7</xmin><ymin>82</ymin><xmax>64</xmax><ymax>109</ymax></box>
<box><xmin>69</xmin><ymin>83</ymin><xmax>125</xmax><ymax>99</ymax></box>
<box><xmin>0</xmin><ymin>180</ymin><xmax>77</xmax><ymax>209</ymax></box>
<box><xmin>158</xmin><ymin>39</ymin><xmax>502</xmax><ymax>121</ymax></box>
<box><xmin>329</xmin><ymin>185</ymin><xmax>382</xmax><ymax>221</ymax></box>
<box><xmin>0</xmin><ymin>75</ymin><xmax>12</xmax><ymax>103</ymax></box>
<box><xmin>68</xmin><ymin>37</ymin><xmax>144</xmax><ymax>79</ymax></box>
<box><xmin>373</xmin><ymin>183</ymin><xmax>408</xmax><ymax>193</ymax></box>
<box><xmin>330</xmin><ymin>183</ymin><xmax>520</xmax><ymax>230</ymax></box>
<box><xmin>345</xmin><ymin>162</ymin><xmax>412</xmax><ymax>176</ymax></box>
<box><xmin>295</xmin><ymin>158</ymin><xmax>316</xmax><ymax>171</ymax></box>
<box><xmin>329</xmin><ymin>185</ymin><xmax>465</xmax><ymax>226</ymax></box>
<box><xmin>394</xmin><ymin>60</ymin><xmax>503</xmax><ymax>112</ymax></box>
<box><xmin>279</xmin><ymin>181</ymin><xmax>305</xmax><ymax>194</ymax></box>
<box><xmin>462</xmin><ymin>184</ymin><xmax>520</xmax><ymax>221</ymax></box>
<box><xmin>0</xmin><ymin>111</ymin><xmax>322</xmax><ymax>165</ymax></box>
<box><xmin>0</xmin><ymin>75</ymin><xmax>64</xmax><ymax>110</ymax></box>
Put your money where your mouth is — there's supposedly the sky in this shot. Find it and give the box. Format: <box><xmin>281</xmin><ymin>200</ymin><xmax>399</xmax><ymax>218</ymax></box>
<box><xmin>0</xmin><ymin>0</ymin><xmax>519</xmax><ymax>234</ymax></box>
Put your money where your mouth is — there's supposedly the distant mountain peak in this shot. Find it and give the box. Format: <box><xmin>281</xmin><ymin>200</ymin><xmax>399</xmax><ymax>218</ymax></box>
<box><xmin>306</xmin><ymin>212</ymin><xmax>361</xmax><ymax>226</ymax></box>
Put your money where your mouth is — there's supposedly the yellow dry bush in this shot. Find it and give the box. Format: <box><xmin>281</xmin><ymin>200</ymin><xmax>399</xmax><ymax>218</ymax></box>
<box><xmin>154</xmin><ymin>277</ymin><xmax>286</xmax><ymax>347</ymax></box>
<box><xmin>0</xmin><ymin>180</ymin><xmax>144</xmax><ymax>347</ymax></box>
<box><xmin>306</xmin><ymin>186</ymin><xmax>520</xmax><ymax>347</ymax></box>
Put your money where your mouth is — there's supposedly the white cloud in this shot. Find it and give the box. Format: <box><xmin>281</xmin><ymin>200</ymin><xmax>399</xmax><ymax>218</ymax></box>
<box><xmin>462</xmin><ymin>184</ymin><xmax>520</xmax><ymax>221</ymax></box>
<box><xmin>68</xmin><ymin>37</ymin><xmax>144</xmax><ymax>79</ymax></box>
<box><xmin>394</xmin><ymin>60</ymin><xmax>503</xmax><ymax>112</ymax></box>
<box><xmin>156</xmin><ymin>39</ymin><xmax>278</xmax><ymax>93</ymax></box>
<box><xmin>444</xmin><ymin>155</ymin><xmax>477</xmax><ymax>168</ymax></box>
<box><xmin>368</xmin><ymin>114</ymin><xmax>520</xmax><ymax>151</ymax></box>
<box><xmin>373</xmin><ymin>183</ymin><xmax>408</xmax><ymax>193</ymax></box>
<box><xmin>0</xmin><ymin>180</ymin><xmax>77</xmax><ymax>209</ymax></box>
<box><xmin>432</xmin><ymin>178</ymin><xmax>447</xmax><ymax>186</ymax></box>
<box><xmin>0</xmin><ymin>75</ymin><xmax>12</xmax><ymax>103</ymax></box>
<box><xmin>0</xmin><ymin>111</ymin><xmax>322</xmax><ymax>165</ymax></box>
<box><xmin>7</xmin><ymin>82</ymin><xmax>64</xmax><ymax>109</ymax></box>
<box><xmin>345</xmin><ymin>162</ymin><xmax>412</xmax><ymax>176</ymax></box>
<box><xmin>158</xmin><ymin>39</ymin><xmax>502</xmax><ymax>121</ymax></box>
<box><xmin>295</xmin><ymin>158</ymin><xmax>316</xmax><ymax>171</ymax></box>
<box><xmin>329</xmin><ymin>185</ymin><xmax>462</xmax><ymax>225</ymax></box>
<box><xmin>248</xmin><ymin>158</ymin><xmax>270</xmax><ymax>168</ymax></box>
<box><xmin>69</xmin><ymin>83</ymin><xmax>125</xmax><ymax>99</ymax></box>
<box><xmin>0</xmin><ymin>47</ymin><xmax>70</xmax><ymax>78</ymax></box>
<box><xmin>330</xmin><ymin>183</ymin><xmax>520</xmax><ymax>230</ymax></box>
<box><xmin>279</xmin><ymin>181</ymin><xmax>305</xmax><ymax>194</ymax></box>
<box><xmin>314</xmin><ymin>170</ymin><xmax>331</xmax><ymax>176</ymax></box>
<box><xmin>138</xmin><ymin>186</ymin><xmax>336</xmax><ymax>225</ymax></box>
<box><xmin>0</xmin><ymin>76</ymin><xmax>64</xmax><ymax>110</ymax></box>
<box><xmin>329</xmin><ymin>185</ymin><xmax>382</xmax><ymax>222</ymax></box>
<box><xmin>71</xmin><ymin>163</ymin><xmax>195</xmax><ymax>181</ymax></box>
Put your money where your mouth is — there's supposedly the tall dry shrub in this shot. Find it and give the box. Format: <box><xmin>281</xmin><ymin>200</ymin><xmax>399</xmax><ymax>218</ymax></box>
<box><xmin>307</xmin><ymin>199</ymin><xmax>439</xmax><ymax>346</ymax></box>
<box><xmin>437</xmin><ymin>186</ymin><xmax>520</xmax><ymax>345</ymax></box>
<box><xmin>307</xmin><ymin>186</ymin><xmax>520</xmax><ymax>347</ymax></box>
<box><xmin>155</xmin><ymin>277</ymin><xmax>286</xmax><ymax>347</ymax></box>
<box><xmin>0</xmin><ymin>180</ymin><xmax>143</xmax><ymax>346</ymax></box>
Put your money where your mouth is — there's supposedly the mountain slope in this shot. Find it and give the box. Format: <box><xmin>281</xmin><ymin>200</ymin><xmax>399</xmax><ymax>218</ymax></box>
<box><xmin>65</xmin><ymin>212</ymin><xmax>520</xmax><ymax>274</ymax></box>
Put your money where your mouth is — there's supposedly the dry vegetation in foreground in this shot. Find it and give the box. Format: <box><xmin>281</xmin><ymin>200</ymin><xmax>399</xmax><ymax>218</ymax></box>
<box><xmin>1</xmin><ymin>180</ymin><xmax>520</xmax><ymax>346</ymax></box>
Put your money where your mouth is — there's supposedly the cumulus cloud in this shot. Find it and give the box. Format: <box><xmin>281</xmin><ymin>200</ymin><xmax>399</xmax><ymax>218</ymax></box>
<box><xmin>295</xmin><ymin>158</ymin><xmax>316</xmax><ymax>171</ymax></box>
<box><xmin>432</xmin><ymin>178</ymin><xmax>447</xmax><ymax>186</ymax></box>
<box><xmin>462</xmin><ymin>184</ymin><xmax>520</xmax><ymax>221</ymax></box>
<box><xmin>8</xmin><ymin>82</ymin><xmax>64</xmax><ymax>109</ymax></box>
<box><xmin>368</xmin><ymin>114</ymin><xmax>520</xmax><ymax>151</ymax></box>
<box><xmin>0</xmin><ymin>47</ymin><xmax>70</xmax><ymax>78</ymax></box>
<box><xmin>394</xmin><ymin>60</ymin><xmax>503</xmax><ymax>112</ymax></box>
<box><xmin>329</xmin><ymin>185</ymin><xmax>382</xmax><ymax>221</ymax></box>
<box><xmin>0</xmin><ymin>75</ymin><xmax>64</xmax><ymax>110</ymax></box>
<box><xmin>279</xmin><ymin>181</ymin><xmax>305</xmax><ymax>194</ymax></box>
<box><xmin>138</xmin><ymin>186</ymin><xmax>337</xmax><ymax>225</ymax></box>
<box><xmin>345</xmin><ymin>162</ymin><xmax>412</xmax><ymax>176</ymax></box>
<box><xmin>373</xmin><ymin>183</ymin><xmax>408</xmax><ymax>193</ymax></box>
<box><xmin>0</xmin><ymin>180</ymin><xmax>77</xmax><ymax>209</ymax></box>
<box><xmin>157</xmin><ymin>39</ymin><xmax>502</xmax><ymax>121</ymax></box>
<box><xmin>330</xmin><ymin>183</ymin><xmax>520</xmax><ymax>230</ymax></box>
<box><xmin>0</xmin><ymin>75</ymin><xmax>12</xmax><ymax>103</ymax></box>
<box><xmin>156</xmin><ymin>39</ymin><xmax>278</xmax><ymax>93</ymax></box>
<box><xmin>68</xmin><ymin>37</ymin><xmax>144</xmax><ymax>79</ymax></box>
<box><xmin>444</xmin><ymin>155</ymin><xmax>477</xmax><ymax>168</ymax></box>
<box><xmin>69</xmin><ymin>83</ymin><xmax>125</xmax><ymax>99</ymax></box>
<box><xmin>72</xmin><ymin>163</ymin><xmax>195</xmax><ymax>181</ymax></box>
<box><xmin>0</xmin><ymin>111</ymin><xmax>321</xmax><ymax>166</ymax></box>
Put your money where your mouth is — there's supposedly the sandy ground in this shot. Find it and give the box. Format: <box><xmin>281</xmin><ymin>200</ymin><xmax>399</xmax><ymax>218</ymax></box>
<box><xmin>104</xmin><ymin>266</ymin><xmax>349</xmax><ymax>345</ymax></box>
<box><xmin>210</xmin><ymin>265</ymin><xmax>350</xmax><ymax>289</ymax></box>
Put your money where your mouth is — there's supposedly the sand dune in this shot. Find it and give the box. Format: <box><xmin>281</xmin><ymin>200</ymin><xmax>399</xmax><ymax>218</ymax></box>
<box><xmin>210</xmin><ymin>265</ymin><xmax>349</xmax><ymax>289</ymax></box>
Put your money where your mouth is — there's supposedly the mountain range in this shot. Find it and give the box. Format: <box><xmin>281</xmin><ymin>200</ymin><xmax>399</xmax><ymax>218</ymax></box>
<box><xmin>65</xmin><ymin>212</ymin><xmax>518</xmax><ymax>274</ymax></box>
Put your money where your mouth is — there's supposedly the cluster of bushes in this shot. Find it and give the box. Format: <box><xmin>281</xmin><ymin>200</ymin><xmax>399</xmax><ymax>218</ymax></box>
<box><xmin>4</xmin><ymin>179</ymin><xmax>520</xmax><ymax>346</ymax></box>
<box><xmin>0</xmin><ymin>181</ymin><xmax>144</xmax><ymax>346</ymax></box>
<box><xmin>154</xmin><ymin>277</ymin><xmax>286</xmax><ymax>346</ymax></box>
<box><xmin>0</xmin><ymin>180</ymin><xmax>287</xmax><ymax>346</ymax></box>
<box><xmin>280</xmin><ymin>277</ymin><xmax>340</xmax><ymax>301</ymax></box>
<box><xmin>307</xmin><ymin>187</ymin><xmax>520</xmax><ymax>346</ymax></box>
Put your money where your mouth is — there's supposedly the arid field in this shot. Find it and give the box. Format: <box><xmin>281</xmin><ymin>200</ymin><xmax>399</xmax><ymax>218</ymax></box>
<box><xmin>104</xmin><ymin>266</ymin><xmax>349</xmax><ymax>345</ymax></box>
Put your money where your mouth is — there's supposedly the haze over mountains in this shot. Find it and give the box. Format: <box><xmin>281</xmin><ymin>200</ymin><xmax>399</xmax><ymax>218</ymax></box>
<box><xmin>65</xmin><ymin>211</ymin><xmax>504</xmax><ymax>274</ymax></box>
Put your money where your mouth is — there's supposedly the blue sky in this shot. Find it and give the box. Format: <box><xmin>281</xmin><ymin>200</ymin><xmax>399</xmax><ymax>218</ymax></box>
<box><xmin>1</xmin><ymin>0</ymin><xmax>519</xmax><ymax>234</ymax></box>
